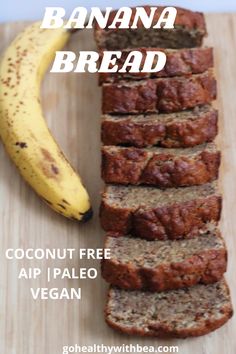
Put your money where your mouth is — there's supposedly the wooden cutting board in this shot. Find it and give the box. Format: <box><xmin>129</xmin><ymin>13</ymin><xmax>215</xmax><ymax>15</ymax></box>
<box><xmin>0</xmin><ymin>14</ymin><xmax>236</xmax><ymax>354</ymax></box>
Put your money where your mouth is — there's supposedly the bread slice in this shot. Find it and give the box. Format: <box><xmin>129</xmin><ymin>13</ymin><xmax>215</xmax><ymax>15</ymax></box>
<box><xmin>102</xmin><ymin>105</ymin><xmax>218</xmax><ymax>148</ymax></box>
<box><xmin>102</xmin><ymin>71</ymin><xmax>216</xmax><ymax>114</ymax></box>
<box><xmin>102</xmin><ymin>143</ymin><xmax>220</xmax><ymax>188</ymax></box>
<box><xmin>105</xmin><ymin>279</ymin><xmax>233</xmax><ymax>337</ymax></box>
<box><xmin>94</xmin><ymin>6</ymin><xmax>207</xmax><ymax>50</ymax></box>
<box><xmin>102</xmin><ymin>225</ymin><xmax>227</xmax><ymax>292</ymax></box>
<box><xmin>99</xmin><ymin>47</ymin><xmax>213</xmax><ymax>84</ymax></box>
<box><xmin>100</xmin><ymin>182</ymin><xmax>221</xmax><ymax>239</ymax></box>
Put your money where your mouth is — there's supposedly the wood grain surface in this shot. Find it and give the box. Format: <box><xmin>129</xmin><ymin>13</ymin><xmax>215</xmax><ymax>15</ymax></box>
<box><xmin>0</xmin><ymin>14</ymin><xmax>236</xmax><ymax>354</ymax></box>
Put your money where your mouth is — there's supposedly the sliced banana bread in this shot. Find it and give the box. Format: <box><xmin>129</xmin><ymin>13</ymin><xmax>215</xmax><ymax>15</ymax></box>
<box><xmin>102</xmin><ymin>105</ymin><xmax>218</xmax><ymax>148</ymax></box>
<box><xmin>102</xmin><ymin>225</ymin><xmax>227</xmax><ymax>292</ymax></box>
<box><xmin>99</xmin><ymin>47</ymin><xmax>213</xmax><ymax>84</ymax></box>
<box><xmin>102</xmin><ymin>143</ymin><xmax>220</xmax><ymax>187</ymax></box>
<box><xmin>102</xmin><ymin>71</ymin><xmax>216</xmax><ymax>114</ymax></box>
<box><xmin>106</xmin><ymin>279</ymin><xmax>233</xmax><ymax>337</ymax></box>
<box><xmin>100</xmin><ymin>182</ymin><xmax>222</xmax><ymax>239</ymax></box>
<box><xmin>94</xmin><ymin>6</ymin><xmax>207</xmax><ymax>50</ymax></box>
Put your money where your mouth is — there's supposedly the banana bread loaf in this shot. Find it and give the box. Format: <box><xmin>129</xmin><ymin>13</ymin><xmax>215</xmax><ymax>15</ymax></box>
<box><xmin>102</xmin><ymin>105</ymin><xmax>218</xmax><ymax>148</ymax></box>
<box><xmin>102</xmin><ymin>143</ymin><xmax>220</xmax><ymax>187</ymax></box>
<box><xmin>102</xmin><ymin>225</ymin><xmax>227</xmax><ymax>291</ymax></box>
<box><xmin>106</xmin><ymin>279</ymin><xmax>233</xmax><ymax>337</ymax></box>
<box><xmin>100</xmin><ymin>182</ymin><xmax>222</xmax><ymax>239</ymax></box>
<box><xmin>102</xmin><ymin>71</ymin><xmax>216</xmax><ymax>114</ymax></box>
<box><xmin>99</xmin><ymin>47</ymin><xmax>213</xmax><ymax>84</ymax></box>
<box><xmin>94</xmin><ymin>6</ymin><xmax>207</xmax><ymax>50</ymax></box>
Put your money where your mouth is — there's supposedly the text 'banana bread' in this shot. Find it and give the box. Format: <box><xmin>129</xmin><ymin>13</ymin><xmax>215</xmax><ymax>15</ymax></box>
<box><xmin>102</xmin><ymin>71</ymin><xmax>216</xmax><ymax>114</ymax></box>
<box><xmin>99</xmin><ymin>47</ymin><xmax>213</xmax><ymax>84</ymax></box>
<box><xmin>94</xmin><ymin>6</ymin><xmax>207</xmax><ymax>50</ymax></box>
<box><xmin>106</xmin><ymin>279</ymin><xmax>233</xmax><ymax>337</ymax></box>
<box><xmin>102</xmin><ymin>105</ymin><xmax>218</xmax><ymax>148</ymax></box>
<box><xmin>102</xmin><ymin>143</ymin><xmax>220</xmax><ymax>187</ymax></box>
<box><xmin>102</xmin><ymin>225</ymin><xmax>227</xmax><ymax>291</ymax></box>
<box><xmin>100</xmin><ymin>182</ymin><xmax>222</xmax><ymax>239</ymax></box>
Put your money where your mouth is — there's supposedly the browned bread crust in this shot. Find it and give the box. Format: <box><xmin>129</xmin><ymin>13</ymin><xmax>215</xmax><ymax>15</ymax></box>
<box><xmin>102</xmin><ymin>71</ymin><xmax>216</xmax><ymax>114</ymax></box>
<box><xmin>100</xmin><ymin>183</ymin><xmax>222</xmax><ymax>240</ymax></box>
<box><xmin>99</xmin><ymin>47</ymin><xmax>213</xmax><ymax>84</ymax></box>
<box><xmin>102</xmin><ymin>228</ymin><xmax>227</xmax><ymax>291</ymax></box>
<box><xmin>94</xmin><ymin>6</ymin><xmax>207</xmax><ymax>50</ymax></box>
<box><xmin>102</xmin><ymin>143</ymin><xmax>220</xmax><ymax>188</ymax></box>
<box><xmin>102</xmin><ymin>106</ymin><xmax>218</xmax><ymax>148</ymax></box>
<box><xmin>105</xmin><ymin>280</ymin><xmax>233</xmax><ymax>337</ymax></box>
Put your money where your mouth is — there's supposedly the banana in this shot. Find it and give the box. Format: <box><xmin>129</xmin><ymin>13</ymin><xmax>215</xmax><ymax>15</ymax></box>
<box><xmin>0</xmin><ymin>22</ymin><xmax>92</xmax><ymax>222</ymax></box>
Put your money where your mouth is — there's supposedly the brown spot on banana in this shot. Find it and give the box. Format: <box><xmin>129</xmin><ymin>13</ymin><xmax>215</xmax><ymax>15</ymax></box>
<box><xmin>58</xmin><ymin>203</ymin><xmax>66</xmax><ymax>210</ymax></box>
<box><xmin>41</xmin><ymin>148</ymin><xmax>56</xmax><ymax>163</ymax></box>
<box><xmin>51</xmin><ymin>164</ymin><xmax>59</xmax><ymax>174</ymax></box>
<box><xmin>15</xmin><ymin>141</ymin><xmax>27</xmax><ymax>148</ymax></box>
<box><xmin>40</xmin><ymin>162</ymin><xmax>60</xmax><ymax>179</ymax></box>
<box><xmin>62</xmin><ymin>199</ymin><xmax>70</xmax><ymax>205</ymax></box>
<box><xmin>40</xmin><ymin>148</ymin><xmax>60</xmax><ymax>178</ymax></box>
<box><xmin>42</xmin><ymin>198</ymin><xmax>52</xmax><ymax>206</ymax></box>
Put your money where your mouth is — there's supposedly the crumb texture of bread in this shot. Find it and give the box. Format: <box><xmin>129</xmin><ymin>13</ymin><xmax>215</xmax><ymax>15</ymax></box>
<box><xmin>94</xmin><ymin>6</ymin><xmax>207</xmax><ymax>50</ymax></box>
<box><xmin>102</xmin><ymin>143</ymin><xmax>220</xmax><ymax>187</ymax></box>
<box><xmin>96</xmin><ymin>5</ymin><xmax>233</xmax><ymax>339</ymax></box>
<box><xmin>102</xmin><ymin>71</ymin><xmax>216</xmax><ymax>114</ymax></box>
<box><xmin>102</xmin><ymin>226</ymin><xmax>227</xmax><ymax>291</ymax></box>
<box><xmin>99</xmin><ymin>47</ymin><xmax>213</xmax><ymax>84</ymax></box>
<box><xmin>102</xmin><ymin>106</ymin><xmax>218</xmax><ymax>148</ymax></box>
<box><xmin>100</xmin><ymin>183</ymin><xmax>222</xmax><ymax>239</ymax></box>
<box><xmin>106</xmin><ymin>280</ymin><xmax>233</xmax><ymax>337</ymax></box>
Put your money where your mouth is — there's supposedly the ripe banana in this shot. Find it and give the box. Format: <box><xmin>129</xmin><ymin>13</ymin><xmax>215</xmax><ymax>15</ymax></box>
<box><xmin>0</xmin><ymin>22</ymin><xmax>92</xmax><ymax>221</ymax></box>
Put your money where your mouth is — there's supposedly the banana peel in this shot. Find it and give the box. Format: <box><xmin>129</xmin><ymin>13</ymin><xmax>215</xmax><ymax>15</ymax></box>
<box><xmin>0</xmin><ymin>22</ymin><xmax>92</xmax><ymax>222</ymax></box>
